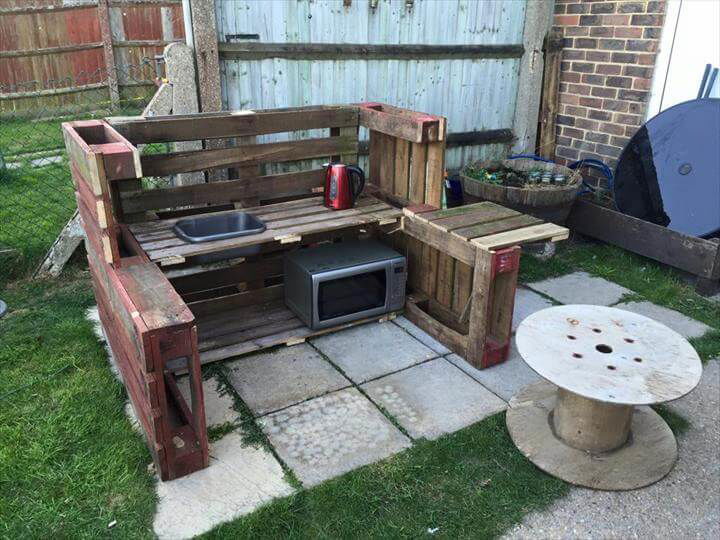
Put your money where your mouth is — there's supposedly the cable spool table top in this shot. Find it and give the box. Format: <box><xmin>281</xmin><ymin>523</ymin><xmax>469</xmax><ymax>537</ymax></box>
<box><xmin>515</xmin><ymin>305</ymin><xmax>702</xmax><ymax>405</ymax></box>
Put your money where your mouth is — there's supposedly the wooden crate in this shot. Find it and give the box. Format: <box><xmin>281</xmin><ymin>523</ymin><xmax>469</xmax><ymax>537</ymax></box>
<box><xmin>401</xmin><ymin>202</ymin><xmax>568</xmax><ymax>369</ymax></box>
<box><xmin>568</xmin><ymin>198</ymin><xmax>720</xmax><ymax>295</ymax></box>
<box><xmin>62</xmin><ymin>103</ymin><xmax>446</xmax><ymax>480</ymax></box>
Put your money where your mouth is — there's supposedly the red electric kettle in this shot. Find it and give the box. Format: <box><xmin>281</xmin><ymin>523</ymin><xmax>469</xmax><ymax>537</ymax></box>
<box><xmin>323</xmin><ymin>163</ymin><xmax>365</xmax><ymax>210</ymax></box>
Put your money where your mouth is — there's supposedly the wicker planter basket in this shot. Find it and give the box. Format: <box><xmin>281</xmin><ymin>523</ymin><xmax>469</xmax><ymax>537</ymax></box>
<box><xmin>461</xmin><ymin>159</ymin><xmax>582</xmax><ymax>224</ymax></box>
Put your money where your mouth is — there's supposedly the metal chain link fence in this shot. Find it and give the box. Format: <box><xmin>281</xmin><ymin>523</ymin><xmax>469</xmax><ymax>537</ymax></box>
<box><xmin>0</xmin><ymin>62</ymin><xmax>160</xmax><ymax>279</ymax></box>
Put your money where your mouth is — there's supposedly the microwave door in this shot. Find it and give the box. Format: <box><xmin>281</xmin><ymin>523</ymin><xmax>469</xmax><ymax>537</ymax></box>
<box><xmin>312</xmin><ymin>262</ymin><xmax>390</xmax><ymax>328</ymax></box>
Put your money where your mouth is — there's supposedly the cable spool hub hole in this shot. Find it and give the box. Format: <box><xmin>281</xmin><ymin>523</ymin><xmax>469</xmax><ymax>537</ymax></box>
<box><xmin>596</xmin><ymin>344</ymin><xmax>613</xmax><ymax>354</ymax></box>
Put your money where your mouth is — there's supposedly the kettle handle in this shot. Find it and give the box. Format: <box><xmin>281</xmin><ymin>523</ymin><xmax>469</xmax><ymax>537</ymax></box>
<box><xmin>346</xmin><ymin>165</ymin><xmax>365</xmax><ymax>203</ymax></box>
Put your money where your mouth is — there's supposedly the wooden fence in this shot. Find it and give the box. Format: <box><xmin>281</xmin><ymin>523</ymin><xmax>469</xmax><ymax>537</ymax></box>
<box><xmin>0</xmin><ymin>0</ymin><xmax>185</xmax><ymax>112</ymax></box>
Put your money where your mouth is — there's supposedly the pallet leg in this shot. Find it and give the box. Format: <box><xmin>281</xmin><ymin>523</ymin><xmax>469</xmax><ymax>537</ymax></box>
<box><xmin>465</xmin><ymin>246</ymin><xmax>521</xmax><ymax>369</ymax></box>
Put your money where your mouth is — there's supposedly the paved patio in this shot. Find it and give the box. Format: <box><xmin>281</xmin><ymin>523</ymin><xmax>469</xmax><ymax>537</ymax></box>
<box><xmin>91</xmin><ymin>271</ymin><xmax>714</xmax><ymax>539</ymax></box>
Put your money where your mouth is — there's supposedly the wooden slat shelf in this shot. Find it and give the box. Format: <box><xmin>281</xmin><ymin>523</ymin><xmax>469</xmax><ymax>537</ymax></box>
<box><xmin>191</xmin><ymin>297</ymin><xmax>399</xmax><ymax>366</ymax></box>
<box><xmin>128</xmin><ymin>194</ymin><xmax>402</xmax><ymax>266</ymax></box>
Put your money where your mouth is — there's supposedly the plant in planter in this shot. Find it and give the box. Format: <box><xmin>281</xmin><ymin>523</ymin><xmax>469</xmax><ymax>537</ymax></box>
<box><xmin>460</xmin><ymin>158</ymin><xmax>582</xmax><ymax>224</ymax></box>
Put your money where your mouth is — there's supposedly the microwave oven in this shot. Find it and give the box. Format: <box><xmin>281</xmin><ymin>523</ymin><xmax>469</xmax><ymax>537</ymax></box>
<box><xmin>284</xmin><ymin>240</ymin><xmax>407</xmax><ymax>330</ymax></box>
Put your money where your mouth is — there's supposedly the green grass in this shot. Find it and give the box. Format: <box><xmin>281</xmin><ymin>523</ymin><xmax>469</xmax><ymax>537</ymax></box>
<box><xmin>0</xmin><ymin>269</ymin><xmax>156</xmax><ymax>538</ymax></box>
<box><xmin>519</xmin><ymin>241</ymin><xmax>720</xmax><ymax>361</ymax></box>
<box><xmin>206</xmin><ymin>414</ymin><xmax>568</xmax><ymax>539</ymax></box>
<box><xmin>0</xmin><ymin>162</ymin><xmax>76</xmax><ymax>278</ymax></box>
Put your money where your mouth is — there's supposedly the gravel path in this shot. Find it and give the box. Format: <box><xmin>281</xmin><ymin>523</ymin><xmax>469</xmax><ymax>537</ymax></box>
<box><xmin>504</xmin><ymin>359</ymin><xmax>719</xmax><ymax>540</ymax></box>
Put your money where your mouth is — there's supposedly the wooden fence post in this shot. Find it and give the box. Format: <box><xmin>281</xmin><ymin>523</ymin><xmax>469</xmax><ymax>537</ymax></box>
<box><xmin>511</xmin><ymin>0</ymin><xmax>553</xmax><ymax>154</ymax></box>
<box><xmin>97</xmin><ymin>0</ymin><xmax>120</xmax><ymax>106</ymax></box>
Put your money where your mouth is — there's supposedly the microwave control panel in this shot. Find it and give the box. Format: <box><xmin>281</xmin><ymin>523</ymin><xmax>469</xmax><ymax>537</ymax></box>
<box><xmin>389</xmin><ymin>260</ymin><xmax>407</xmax><ymax>311</ymax></box>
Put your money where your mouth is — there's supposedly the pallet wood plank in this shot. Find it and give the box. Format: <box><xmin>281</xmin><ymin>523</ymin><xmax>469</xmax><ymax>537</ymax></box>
<box><xmin>471</xmin><ymin>223</ymin><xmax>569</xmax><ymax>250</ymax></box>
<box><xmin>393</xmin><ymin>138</ymin><xmax>410</xmax><ymax>199</ymax></box>
<box><xmin>378</xmin><ymin>132</ymin><xmax>396</xmax><ymax>195</ymax></box>
<box><xmin>408</xmin><ymin>142</ymin><xmax>427</xmax><ymax>204</ymax></box>
<box><xmin>401</xmin><ymin>216</ymin><xmax>476</xmax><ymax>266</ymax></box>
<box><xmin>141</xmin><ymin>136</ymin><xmax>357</xmax><ymax>176</ymax></box>
<box><xmin>429</xmin><ymin>205</ymin><xmax>521</xmax><ymax>232</ymax></box>
<box><xmin>109</xmin><ymin>106</ymin><xmax>359</xmax><ymax>144</ymax></box>
<box><xmin>452</xmin><ymin>214</ymin><xmax>542</xmax><ymax>240</ymax></box>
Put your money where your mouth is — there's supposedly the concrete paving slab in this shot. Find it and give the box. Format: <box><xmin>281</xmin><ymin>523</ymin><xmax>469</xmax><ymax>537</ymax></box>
<box><xmin>615</xmin><ymin>301</ymin><xmax>711</xmax><ymax>339</ymax></box>
<box><xmin>310</xmin><ymin>321</ymin><xmax>437</xmax><ymax>383</ymax></box>
<box><xmin>362</xmin><ymin>358</ymin><xmax>506</xmax><ymax>440</ymax></box>
<box><xmin>177</xmin><ymin>375</ymin><xmax>240</xmax><ymax>428</ymax></box>
<box><xmin>260</xmin><ymin>387</ymin><xmax>411</xmax><ymax>487</ymax></box>
<box><xmin>528</xmin><ymin>271</ymin><xmax>631</xmax><ymax>306</ymax></box>
<box><xmin>393</xmin><ymin>316</ymin><xmax>452</xmax><ymax>356</ymax></box>
<box><xmin>225</xmin><ymin>343</ymin><xmax>350</xmax><ymax>416</ymax></box>
<box><xmin>446</xmin><ymin>340</ymin><xmax>542</xmax><ymax>402</ymax></box>
<box><xmin>393</xmin><ymin>315</ymin><xmax>451</xmax><ymax>355</ymax></box>
<box><xmin>513</xmin><ymin>287</ymin><xmax>554</xmax><ymax>333</ymax></box>
<box><xmin>153</xmin><ymin>432</ymin><xmax>294</xmax><ymax>540</ymax></box>
<box><xmin>503</xmin><ymin>359</ymin><xmax>720</xmax><ymax>540</ymax></box>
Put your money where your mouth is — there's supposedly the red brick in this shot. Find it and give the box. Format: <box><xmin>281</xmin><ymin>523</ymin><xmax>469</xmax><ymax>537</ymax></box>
<box><xmin>557</xmin><ymin>114</ymin><xmax>576</xmax><ymax>126</ymax></box>
<box><xmin>591</xmin><ymin>86</ymin><xmax>617</xmax><ymax>98</ymax></box>
<box><xmin>571</xmin><ymin>62</ymin><xmax>595</xmax><ymax>73</ymax></box>
<box><xmin>575</xmin><ymin>38</ymin><xmax>598</xmax><ymax>48</ymax></box>
<box><xmin>603</xmin><ymin>14</ymin><xmax>631</xmax><ymax>25</ymax></box>
<box><xmin>628</xmin><ymin>102</ymin><xmax>645</xmax><ymax>114</ymax></box>
<box><xmin>612</xmin><ymin>52</ymin><xmax>638</xmax><ymax>63</ymax></box>
<box><xmin>557</xmin><ymin>145</ymin><xmax>580</xmax><ymax>160</ymax></box>
<box><xmin>561</xmin><ymin>71</ymin><xmax>582</xmax><ymax>83</ymax></box>
<box><xmin>633</xmin><ymin>77</ymin><xmax>652</xmax><ymax>90</ymax></box>
<box><xmin>647</xmin><ymin>1</ymin><xmax>666</xmax><ymax>13</ymax></box>
<box><xmin>606</xmin><ymin>76</ymin><xmax>633</xmax><ymax>88</ymax></box>
<box><xmin>617</xmin><ymin>2</ymin><xmax>645</xmax><ymax>13</ymax></box>
<box><xmin>596</xmin><ymin>63</ymin><xmax>622</xmax><ymax>75</ymax></box>
<box><xmin>563</xmin><ymin>126</ymin><xmax>585</xmax><ymax>138</ymax></box>
<box><xmin>603</xmin><ymin>99</ymin><xmax>629</xmax><ymax>112</ymax></box>
<box><xmin>591</xmin><ymin>2</ymin><xmax>616</xmax><ymax>14</ymax></box>
<box><xmin>623</xmin><ymin>65</ymin><xmax>653</xmax><ymax>78</ymax></box>
<box><xmin>555</xmin><ymin>3</ymin><xmax>567</xmax><ymax>14</ymax></box>
<box><xmin>567</xmin><ymin>3</ymin><xmax>590</xmax><ymax>14</ymax></box>
<box><xmin>579</xmin><ymin>14</ymin><xmax>603</xmax><ymax>25</ymax></box>
<box><xmin>598</xmin><ymin>38</ymin><xmax>626</xmax><ymax>50</ymax></box>
<box><xmin>615</xmin><ymin>27</ymin><xmax>643</xmax><ymax>38</ymax></box>
<box><xmin>582</xmin><ymin>73</ymin><xmax>606</xmax><ymax>85</ymax></box>
<box><xmin>588</xmin><ymin>109</ymin><xmax>613</xmax><ymax>121</ymax></box>
<box><xmin>564</xmin><ymin>26</ymin><xmax>591</xmax><ymax>37</ymax></box>
<box><xmin>555</xmin><ymin>14</ymin><xmax>581</xmax><ymax>26</ymax></box>
<box><xmin>595</xmin><ymin>143</ymin><xmax>623</xmax><ymax>158</ymax></box>
<box><xmin>576</xmin><ymin>118</ymin><xmax>600</xmax><ymax>131</ymax></box>
<box><xmin>600</xmin><ymin>122</ymin><xmax>625</xmax><ymax>135</ymax></box>
<box><xmin>590</xmin><ymin>26</ymin><xmax>615</xmax><ymax>37</ymax></box>
<box><xmin>618</xmin><ymin>89</ymin><xmax>649</xmax><ymax>102</ymax></box>
<box><xmin>637</xmin><ymin>53</ymin><xmax>656</xmax><ymax>65</ymax></box>
<box><xmin>615</xmin><ymin>113</ymin><xmax>642</xmax><ymax>126</ymax></box>
<box><xmin>564</xmin><ymin>49</ymin><xmax>587</xmax><ymax>60</ymax></box>
<box><xmin>564</xmin><ymin>106</ymin><xmax>588</xmax><ymax>118</ymax></box>
<box><xmin>569</xmin><ymin>83</ymin><xmax>593</xmax><ymax>95</ymax></box>
<box><xmin>556</xmin><ymin>135</ymin><xmax>572</xmax><ymax>147</ymax></box>
<box><xmin>626</xmin><ymin>40</ymin><xmax>658</xmax><ymax>52</ymax></box>
<box><xmin>587</xmin><ymin>50</ymin><xmax>612</xmax><ymax>62</ymax></box>
<box><xmin>632</xmin><ymin>14</ymin><xmax>664</xmax><ymax>25</ymax></box>
<box><xmin>643</xmin><ymin>27</ymin><xmax>662</xmax><ymax>39</ymax></box>
<box><xmin>573</xmin><ymin>139</ymin><xmax>597</xmax><ymax>152</ymax></box>
<box><xmin>586</xmin><ymin>131</ymin><xmax>610</xmax><ymax>144</ymax></box>
<box><xmin>625</xmin><ymin>125</ymin><xmax>640</xmax><ymax>137</ymax></box>
<box><xmin>560</xmin><ymin>93</ymin><xmax>581</xmax><ymax>105</ymax></box>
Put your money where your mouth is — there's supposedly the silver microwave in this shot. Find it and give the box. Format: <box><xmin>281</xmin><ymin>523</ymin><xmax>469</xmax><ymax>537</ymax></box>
<box><xmin>284</xmin><ymin>240</ymin><xmax>407</xmax><ymax>330</ymax></box>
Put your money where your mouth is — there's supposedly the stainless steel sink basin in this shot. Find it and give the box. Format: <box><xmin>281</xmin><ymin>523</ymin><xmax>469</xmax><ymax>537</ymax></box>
<box><xmin>173</xmin><ymin>212</ymin><xmax>266</xmax><ymax>243</ymax></box>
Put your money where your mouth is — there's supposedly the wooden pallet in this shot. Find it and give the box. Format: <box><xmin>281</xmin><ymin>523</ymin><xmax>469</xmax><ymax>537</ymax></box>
<box><xmin>401</xmin><ymin>201</ymin><xmax>569</xmax><ymax>369</ymax></box>
<box><xmin>63</xmin><ymin>103</ymin><xmax>447</xmax><ymax>481</ymax></box>
<box><xmin>128</xmin><ymin>194</ymin><xmax>402</xmax><ymax>266</ymax></box>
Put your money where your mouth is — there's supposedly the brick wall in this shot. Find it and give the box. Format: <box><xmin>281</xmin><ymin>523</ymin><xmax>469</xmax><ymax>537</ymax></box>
<box><xmin>552</xmin><ymin>0</ymin><xmax>666</xmax><ymax>175</ymax></box>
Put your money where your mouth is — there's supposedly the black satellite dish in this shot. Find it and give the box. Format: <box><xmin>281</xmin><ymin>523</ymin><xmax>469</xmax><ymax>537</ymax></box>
<box><xmin>614</xmin><ymin>98</ymin><xmax>720</xmax><ymax>238</ymax></box>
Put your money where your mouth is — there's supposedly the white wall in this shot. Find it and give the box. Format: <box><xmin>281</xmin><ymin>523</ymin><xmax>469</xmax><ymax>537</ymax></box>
<box><xmin>648</xmin><ymin>0</ymin><xmax>720</xmax><ymax>118</ymax></box>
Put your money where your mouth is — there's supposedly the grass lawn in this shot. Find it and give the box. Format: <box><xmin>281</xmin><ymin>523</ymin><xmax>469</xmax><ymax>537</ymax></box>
<box><xmin>0</xmin><ymin>238</ymin><xmax>713</xmax><ymax>538</ymax></box>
